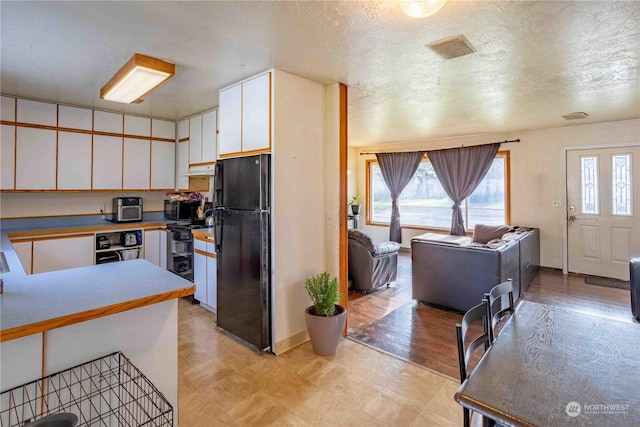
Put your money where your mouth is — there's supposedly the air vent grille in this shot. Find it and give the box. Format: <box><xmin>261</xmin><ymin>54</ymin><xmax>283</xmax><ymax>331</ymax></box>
<box><xmin>562</xmin><ymin>112</ymin><xmax>589</xmax><ymax>120</ymax></box>
<box><xmin>427</xmin><ymin>34</ymin><xmax>475</xmax><ymax>60</ymax></box>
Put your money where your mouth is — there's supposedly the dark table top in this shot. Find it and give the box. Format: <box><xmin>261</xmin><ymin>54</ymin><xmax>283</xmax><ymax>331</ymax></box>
<box><xmin>455</xmin><ymin>300</ymin><xmax>640</xmax><ymax>427</ymax></box>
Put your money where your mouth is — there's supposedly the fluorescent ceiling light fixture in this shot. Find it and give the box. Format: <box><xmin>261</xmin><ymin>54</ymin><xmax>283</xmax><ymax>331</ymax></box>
<box><xmin>101</xmin><ymin>53</ymin><xmax>175</xmax><ymax>104</ymax></box>
<box><xmin>400</xmin><ymin>0</ymin><xmax>448</xmax><ymax>18</ymax></box>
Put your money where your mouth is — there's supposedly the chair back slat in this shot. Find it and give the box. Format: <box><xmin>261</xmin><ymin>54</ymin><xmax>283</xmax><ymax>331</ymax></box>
<box><xmin>485</xmin><ymin>278</ymin><xmax>515</xmax><ymax>342</ymax></box>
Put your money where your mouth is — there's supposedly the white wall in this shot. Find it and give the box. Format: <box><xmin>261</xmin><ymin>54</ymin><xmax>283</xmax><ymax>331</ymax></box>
<box><xmin>356</xmin><ymin>118</ymin><xmax>640</xmax><ymax>269</ymax></box>
<box><xmin>272</xmin><ymin>70</ymin><xmax>328</xmax><ymax>353</ymax></box>
<box><xmin>0</xmin><ymin>192</ymin><xmax>167</xmax><ymax>219</ymax></box>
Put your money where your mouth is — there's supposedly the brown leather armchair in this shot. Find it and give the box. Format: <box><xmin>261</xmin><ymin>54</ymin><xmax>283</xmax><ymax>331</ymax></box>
<box><xmin>348</xmin><ymin>230</ymin><xmax>400</xmax><ymax>293</ymax></box>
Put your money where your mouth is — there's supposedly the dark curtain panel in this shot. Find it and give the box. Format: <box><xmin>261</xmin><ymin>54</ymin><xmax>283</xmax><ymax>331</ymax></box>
<box><xmin>427</xmin><ymin>143</ymin><xmax>500</xmax><ymax>235</ymax></box>
<box><xmin>376</xmin><ymin>151</ymin><xmax>425</xmax><ymax>242</ymax></box>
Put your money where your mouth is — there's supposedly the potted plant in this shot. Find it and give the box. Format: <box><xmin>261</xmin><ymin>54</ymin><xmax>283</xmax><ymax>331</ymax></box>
<box><xmin>304</xmin><ymin>272</ymin><xmax>347</xmax><ymax>356</ymax></box>
<box><xmin>348</xmin><ymin>193</ymin><xmax>361</xmax><ymax>216</ymax></box>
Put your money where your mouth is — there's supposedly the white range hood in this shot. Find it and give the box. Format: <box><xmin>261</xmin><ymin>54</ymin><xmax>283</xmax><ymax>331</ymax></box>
<box><xmin>181</xmin><ymin>165</ymin><xmax>215</xmax><ymax>176</ymax></box>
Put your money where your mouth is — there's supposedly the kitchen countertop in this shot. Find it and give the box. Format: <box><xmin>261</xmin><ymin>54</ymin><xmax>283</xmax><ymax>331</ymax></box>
<box><xmin>0</xmin><ymin>221</ymin><xmax>194</xmax><ymax>342</ymax></box>
<box><xmin>191</xmin><ymin>227</ymin><xmax>215</xmax><ymax>241</ymax></box>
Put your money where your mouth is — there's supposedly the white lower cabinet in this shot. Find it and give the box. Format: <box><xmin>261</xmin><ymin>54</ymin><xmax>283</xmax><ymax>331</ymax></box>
<box><xmin>143</xmin><ymin>229</ymin><xmax>167</xmax><ymax>268</ymax></box>
<box><xmin>33</xmin><ymin>235</ymin><xmax>94</xmax><ymax>274</ymax></box>
<box><xmin>193</xmin><ymin>238</ymin><xmax>216</xmax><ymax>311</ymax></box>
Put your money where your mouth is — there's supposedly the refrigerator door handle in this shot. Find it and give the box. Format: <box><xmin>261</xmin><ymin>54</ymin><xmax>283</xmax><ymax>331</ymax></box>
<box><xmin>214</xmin><ymin>210</ymin><xmax>223</xmax><ymax>252</ymax></box>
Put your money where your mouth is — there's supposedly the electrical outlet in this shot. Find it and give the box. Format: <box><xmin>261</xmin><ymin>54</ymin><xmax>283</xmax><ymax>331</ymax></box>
<box><xmin>99</xmin><ymin>205</ymin><xmax>105</xmax><ymax>213</ymax></box>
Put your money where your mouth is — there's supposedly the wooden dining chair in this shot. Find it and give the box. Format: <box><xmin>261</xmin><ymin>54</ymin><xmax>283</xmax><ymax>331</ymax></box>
<box><xmin>456</xmin><ymin>300</ymin><xmax>493</xmax><ymax>427</ymax></box>
<box><xmin>485</xmin><ymin>279</ymin><xmax>515</xmax><ymax>343</ymax></box>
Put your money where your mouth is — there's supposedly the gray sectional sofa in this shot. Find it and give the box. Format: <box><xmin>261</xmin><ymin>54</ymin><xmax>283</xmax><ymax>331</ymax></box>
<box><xmin>411</xmin><ymin>226</ymin><xmax>540</xmax><ymax>312</ymax></box>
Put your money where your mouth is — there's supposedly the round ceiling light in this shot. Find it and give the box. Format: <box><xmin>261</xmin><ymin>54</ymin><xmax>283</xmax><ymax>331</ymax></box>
<box><xmin>400</xmin><ymin>0</ymin><xmax>448</xmax><ymax>18</ymax></box>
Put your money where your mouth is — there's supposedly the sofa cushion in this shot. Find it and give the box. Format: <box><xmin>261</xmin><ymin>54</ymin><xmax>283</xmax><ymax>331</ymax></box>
<box><xmin>348</xmin><ymin>229</ymin><xmax>376</xmax><ymax>253</ymax></box>
<box><xmin>473</xmin><ymin>224</ymin><xmax>514</xmax><ymax>244</ymax></box>
<box><xmin>374</xmin><ymin>241</ymin><xmax>400</xmax><ymax>256</ymax></box>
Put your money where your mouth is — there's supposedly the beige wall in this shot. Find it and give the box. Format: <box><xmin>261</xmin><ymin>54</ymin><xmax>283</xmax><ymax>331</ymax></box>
<box><xmin>356</xmin><ymin>118</ymin><xmax>640</xmax><ymax>269</ymax></box>
<box><xmin>0</xmin><ymin>192</ymin><xmax>167</xmax><ymax>219</ymax></box>
<box><xmin>272</xmin><ymin>70</ymin><xmax>328</xmax><ymax>353</ymax></box>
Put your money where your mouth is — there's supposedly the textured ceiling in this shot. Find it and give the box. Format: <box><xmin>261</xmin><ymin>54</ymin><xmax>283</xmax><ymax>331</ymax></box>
<box><xmin>1</xmin><ymin>1</ymin><xmax>638</xmax><ymax>146</ymax></box>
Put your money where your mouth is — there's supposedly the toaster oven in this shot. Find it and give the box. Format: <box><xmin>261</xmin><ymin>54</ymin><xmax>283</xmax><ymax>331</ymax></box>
<box><xmin>113</xmin><ymin>197</ymin><xmax>143</xmax><ymax>223</ymax></box>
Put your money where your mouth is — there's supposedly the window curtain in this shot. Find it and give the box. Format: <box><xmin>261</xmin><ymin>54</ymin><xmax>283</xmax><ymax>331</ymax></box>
<box><xmin>427</xmin><ymin>143</ymin><xmax>500</xmax><ymax>236</ymax></box>
<box><xmin>376</xmin><ymin>151</ymin><xmax>425</xmax><ymax>243</ymax></box>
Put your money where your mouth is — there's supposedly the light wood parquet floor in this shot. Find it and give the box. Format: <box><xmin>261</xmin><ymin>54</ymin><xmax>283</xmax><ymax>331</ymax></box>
<box><xmin>178</xmin><ymin>298</ymin><xmax>463</xmax><ymax>427</ymax></box>
<box><xmin>347</xmin><ymin>251</ymin><xmax>634</xmax><ymax>379</ymax></box>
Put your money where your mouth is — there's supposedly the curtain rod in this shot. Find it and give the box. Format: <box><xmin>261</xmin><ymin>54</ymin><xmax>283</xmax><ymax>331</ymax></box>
<box><xmin>359</xmin><ymin>138</ymin><xmax>520</xmax><ymax>155</ymax></box>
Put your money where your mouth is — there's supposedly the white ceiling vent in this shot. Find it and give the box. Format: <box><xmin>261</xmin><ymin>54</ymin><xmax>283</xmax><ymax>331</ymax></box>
<box><xmin>427</xmin><ymin>34</ymin><xmax>476</xmax><ymax>60</ymax></box>
<box><xmin>562</xmin><ymin>112</ymin><xmax>589</xmax><ymax>120</ymax></box>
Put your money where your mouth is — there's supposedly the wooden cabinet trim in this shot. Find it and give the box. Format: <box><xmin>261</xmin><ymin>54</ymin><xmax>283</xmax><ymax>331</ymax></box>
<box><xmin>218</xmin><ymin>147</ymin><xmax>271</xmax><ymax>158</ymax></box>
<box><xmin>8</xmin><ymin>223</ymin><xmax>166</xmax><ymax>239</ymax></box>
<box><xmin>194</xmin><ymin>248</ymin><xmax>217</xmax><ymax>259</ymax></box>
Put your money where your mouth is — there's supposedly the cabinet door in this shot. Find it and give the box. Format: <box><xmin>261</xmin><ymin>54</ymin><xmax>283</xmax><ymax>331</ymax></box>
<box><xmin>202</xmin><ymin>110</ymin><xmax>217</xmax><ymax>163</ymax></box>
<box><xmin>16</xmin><ymin>99</ymin><xmax>56</xmax><ymax>126</ymax></box>
<box><xmin>218</xmin><ymin>84</ymin><xmax>242</xmax><ymax>157</ymax></box>
<box><xmin>94</xmin><ymin>111</ymin><xmax>123</xmax><ymax>133</ymax></box>
<box><xmin>206</xmin><ymin>255</ymin><xmax>217</xmax><ymax>310</ymax></box>
<box><xmin>242</xmin><ymin>73</ymin><xmax>271</xmax><ymax>152</ymax></box>
<box><xmin>15</xmin><ymin>127</ymin><xmax>56</xmax><ymax>190</ymax></box>
<box><xmin>33</xmin><ymin>235</ymin><xmax>94</xmax><ymax>274</ymax></box>
<box><xmin>144</xmin><ymin>229</ymin><xmax>160</xmax><ymax>266</ymax></box>
<box><xmin>58</xmin><ymin>131</ymin><xmax>91</xmax><ymax>190</ymax></box>
<box><xmin>1</xmin><ymin>125</ymin><xmax>15</xmax><ymax>190</ymax></box>
<box><xmin>189</xmin><ymin>115</ymin><xmax>202</xmax><ymax>165</ymax></box>
<box><xmin>151</xmin><ymin>141</ymin><xmax>175</xmax><ymax>190</ymax></box>
<box><xmin>12</xmin><ymin>240</ymin><xmax>33</xmax><ymax>275</ymax></box>
<box><xmin>123</xmin><ymin>138</ymin><xmax>151</xmax><ymax>190</ymax></box>
<box><xmin>93</xmin><ymin>135</ymin><xmax>122</xmax><ymax>190</ymax></box>
<box><xmin>152</xmin><ymin>119</ymin><xmax>175</xmax><ymax>140</ymax></box>
<box><xmin>124</xmin><ymin>115</ymin><xmax>150</xmax><ymax>136</ymax></box>
<box><xmin>1</xmin><ymin>96</ymin><xmax>16</xmax><ymax>121</ymax></box>
<box><xmin>159</xmin><ymin>230</ymin><xmax>167</xmax><ymax>270</ymax></box>
<box><xmin>193</xmin><ymin>251</ymin><xmax>207</xmax><ymax>302</ymax></box>
<box><xmin>58</xmin><ymin>106</ymin><xmax>92</xmax><ymax>130</ymax></box>
<box><xmin>177</xmin><ymin>141</ymin><xmax>189</xmax><ymax>190</ymax></box>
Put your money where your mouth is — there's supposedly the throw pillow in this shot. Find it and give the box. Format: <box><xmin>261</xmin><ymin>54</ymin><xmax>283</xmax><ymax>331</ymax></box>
<box><xmin>473</xmin><ymin>224</ymin><xmax>514</xmax><ymax>244</ymax></box>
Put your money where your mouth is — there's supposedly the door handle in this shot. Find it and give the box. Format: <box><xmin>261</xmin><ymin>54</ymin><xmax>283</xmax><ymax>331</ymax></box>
<box><xmin>568</xmin><ymin>214</ymin><xmax>576</xmax><ymax>222</ymax></box>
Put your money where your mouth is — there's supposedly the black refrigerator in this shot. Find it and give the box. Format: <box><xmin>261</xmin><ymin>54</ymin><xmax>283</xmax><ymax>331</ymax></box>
<box><xmin>214</xmin><ymin>154</ymin><xmax>271</xmax><ymax>351</ymax></box>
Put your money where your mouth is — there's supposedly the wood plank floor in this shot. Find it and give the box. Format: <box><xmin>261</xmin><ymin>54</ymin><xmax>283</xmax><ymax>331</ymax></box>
<box><xmin>347</xmin><ymin>251</ymin><xmax>634</xmax><ymax>380</ymax></box>
<box><xmin>178</xmin><ymin>299</ymin><xmax>465</xmax><ymax>427</ymax></box>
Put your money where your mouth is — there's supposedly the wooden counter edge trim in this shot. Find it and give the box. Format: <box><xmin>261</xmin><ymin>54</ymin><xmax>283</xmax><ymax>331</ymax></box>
<box><xmin>0</xmin><ymin>285</ymin><xmax>195</xmax><ymax>342</ymax></box>
<box><xmin>454</xmin><ymin>388</ymin><xmax>537</xmax><ymax>427</ymax></box>
<box><xmin>7</xmin><ymin>223</ymin><xmax>167</xmax><ymax>239</ymax></box>
<box><xmin>194</xmin><ymin>248</ymin><xmax>217</xmax><ymax>258</ymax></box>
<box><xmin>192</xmin><ymin>232</ymin><xmax>215</xmax><ymax>242</ymax></box>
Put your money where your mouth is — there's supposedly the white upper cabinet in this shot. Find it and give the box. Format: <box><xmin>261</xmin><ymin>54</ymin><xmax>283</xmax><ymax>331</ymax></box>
<box><xmin>218</xmin><ymin>84</ymin><xmax>242</xmax><ymax>156</ymax></box>
<box><xmin>242</xmin><ymin>73</ymin><xmax>271</xmax><ymax>153</ymax></box>
<box><xmin>1</xmin><ymin>96</ymin><xmax>16</xmax><ymax>121</ymax></box>
<box><xmin>151</xmin><ymin>140</ymin><xmax>175</xmax><ymax>189</ymax></box>
<box><xmin>94</xmin><ymin>111</ymin><xmax>123</xmax><ymax>133</ymax></box>
<box><xmin>178</xmin><ymin>119</ymin><xmax>189</xmax><ymax>140</ymax></box>
<box><xmin>93</xmin><ymin>135</ymin><xmax>122</xmax><ymax>190</ymax></box>
<box><xmin>152</xmin><ymin>119</ymin><xmax>175</xmax><ymax>139</ymax></box>
<box><xmin>177</xmin><ymin>141</ymin><xmax>189</xmax><ymax>190</ymax></box>
<box><xmin>123</xmin><ymin>138</ymin><xmax>151</xmax><ymax>190</ymax></box>
<box><xmin>1</xmin><ymin>124</ymin><xmax>15</xmax><ymax>189</ymax></box>
<box><xmin>58</xmin><ymin>106</ymin><xmax>92</xmax><ymax>130</ymax></box>
<box><xmin>151</xmin><ymin>119</ymin><xmax>176</xmax><ymax>190</ymax></box>
<box><xmin>15</xmin><ymin>127</ymin><xmax>56</xmax><ymax>190</ymax></box>
<box><xmin>58</xmin><ymin>131</ymin><xmax>92</xmax><ymax>190</ymax></box>
<box><xmin>189</xmin><ymin>115</ymin><xmax>203</xmax><ymax>165</ymax></box>
<box><xmin>218</xmin><ymin>72</ymin><xmax>271</xmax><ymax>157</ymax></box>
<box><xmin>124</xmin><ymin>115</ymin><xmax>151</xmax><ymax>136</ymax></box>
<box><xmin>202</xmin><ymin>110</ymin><xmax>217</xmax><ymax>163</ymax></box>
<box><xmin>16</xmin><ymin>99</ymin><xmax>56</xmax><ymax>126</ymax></box>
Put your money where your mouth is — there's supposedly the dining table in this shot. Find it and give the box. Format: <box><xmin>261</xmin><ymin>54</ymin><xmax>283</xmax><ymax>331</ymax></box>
<box><xmin>454</xmin><ymin>300</ymin><xmax>640</xmax><ymax>427</ymax></box>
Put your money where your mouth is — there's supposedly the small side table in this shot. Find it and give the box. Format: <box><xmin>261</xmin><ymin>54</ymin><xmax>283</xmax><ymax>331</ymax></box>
<box><xmin>348</xmin><ymin>214</ymin><xmax>359</xmax><ymax>229</ymax></box>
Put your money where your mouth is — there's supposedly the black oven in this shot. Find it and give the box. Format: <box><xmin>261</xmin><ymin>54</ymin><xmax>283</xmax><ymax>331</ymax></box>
<box><xmin>164</xmin><ymin>200</ymin><xmax>198</xmax><ymax>221</ymax></box>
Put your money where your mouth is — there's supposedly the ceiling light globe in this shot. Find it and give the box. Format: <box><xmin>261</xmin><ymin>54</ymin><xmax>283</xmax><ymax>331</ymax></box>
<box><xmin>400</xmin><ymin>0</ymin><xmax>448</xmax><ymax>18</ymax></box>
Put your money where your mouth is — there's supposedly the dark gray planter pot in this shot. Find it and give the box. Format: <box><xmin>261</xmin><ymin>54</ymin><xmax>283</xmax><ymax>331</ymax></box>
<box><xmin>351</xmin><ymin>204</ymin><xmax>360</xmax><ymax>215</ymax></box>
<box><xmin>305</xmin><ymin>304</ymin><xmax>347</xmax><ymax>356</ymax></box>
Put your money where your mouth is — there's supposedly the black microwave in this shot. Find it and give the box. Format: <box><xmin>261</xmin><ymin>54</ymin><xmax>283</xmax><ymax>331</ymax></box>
<box><xmin>164</xmin><ymin>200</ymin><xmax>197</xmax><ymax>221</ymax></box>
<box><xmin>113</xmin><ymin>197</ymin><xmax>143</xmax><ymax>222</ymax></box>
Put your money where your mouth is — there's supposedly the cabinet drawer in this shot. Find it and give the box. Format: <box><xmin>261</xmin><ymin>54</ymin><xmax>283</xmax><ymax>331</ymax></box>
<box><xmin>194</xmin><ymin>239</ymin><xmax>206</xmax><ymax>252</ymax></box>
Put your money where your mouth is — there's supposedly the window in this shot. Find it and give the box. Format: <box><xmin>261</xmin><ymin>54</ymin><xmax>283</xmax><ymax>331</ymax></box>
<box><xmin>368</xmin><ymin>152</ymin><xmax>509</xmax><ymax>230</ymax></box>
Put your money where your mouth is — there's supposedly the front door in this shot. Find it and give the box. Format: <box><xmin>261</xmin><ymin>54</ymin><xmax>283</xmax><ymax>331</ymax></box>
<box><xmin>566</xmin><ymin>145</ymin><xmax>640</xmax><ymax>280</ymax></box>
